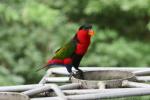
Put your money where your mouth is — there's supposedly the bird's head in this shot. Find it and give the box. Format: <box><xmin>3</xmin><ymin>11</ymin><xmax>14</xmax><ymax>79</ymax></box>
<box><xmin>78</xmin><ymin>24</ymin><xmax>95</xmax><ymax>37</ymax></box>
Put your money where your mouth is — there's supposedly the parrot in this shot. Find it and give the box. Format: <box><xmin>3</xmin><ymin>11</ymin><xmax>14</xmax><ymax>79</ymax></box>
<box><xmin>37</xmin><ymin>24</ymin><xmax>94</xmax><ymax>78</ymax></box>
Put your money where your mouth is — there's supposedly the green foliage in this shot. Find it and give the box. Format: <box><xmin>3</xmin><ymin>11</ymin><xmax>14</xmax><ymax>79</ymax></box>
<box><xmin>103</xmin><ymin>95</ymin><xmax>150</xmax><ymax>100</ymax></box>
<box><xmin>0</xmin><ymin>0</ymin><xmax>150</xmax><ymax>86</ymax></box>
<box><xmin>0</xmin><ymin>0</ymin><xmax>66</xmax><ymax>85</ymax></box>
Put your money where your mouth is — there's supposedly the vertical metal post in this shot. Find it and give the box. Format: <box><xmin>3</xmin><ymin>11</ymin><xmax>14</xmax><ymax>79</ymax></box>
<box><xmin>39</xmin><ymin>69</ymin><xmax>52</xmax><ymax>84</ymax></box>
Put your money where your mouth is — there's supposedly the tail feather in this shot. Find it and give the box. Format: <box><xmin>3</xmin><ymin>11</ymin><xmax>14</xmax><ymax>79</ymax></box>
<box><xmin>36</xmin><ymin>60</ymin><xmax>54</xmax><ymax>72</ymax></box>
<box><xmin>36</xmin><ymin>64</ymin><xmax>48</xmax><ymax>72</ymax></box>
<box><xmin>36</xmin><ymin>59</ymin><xmax>66</xmax><ymax>72</ymax></box>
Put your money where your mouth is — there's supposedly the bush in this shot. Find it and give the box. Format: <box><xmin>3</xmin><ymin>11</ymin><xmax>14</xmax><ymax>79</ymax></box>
<box><xmin>0</xmin><ymin>0</ymin><xmax>150</xmax><ymax>85</ymax></box>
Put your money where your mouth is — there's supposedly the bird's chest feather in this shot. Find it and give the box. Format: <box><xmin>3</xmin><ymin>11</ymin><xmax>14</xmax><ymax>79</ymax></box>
<box><xmin>75</xmin><ymin>31</ymin><xmax>91</xmax><ymax>55</ymax></box>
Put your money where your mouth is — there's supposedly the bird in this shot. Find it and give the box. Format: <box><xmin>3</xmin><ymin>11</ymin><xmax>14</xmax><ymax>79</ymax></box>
<box><xmin>37</xmin><ymin>24</ymin><xmax>94</xmax><ymax>78</ymax></box>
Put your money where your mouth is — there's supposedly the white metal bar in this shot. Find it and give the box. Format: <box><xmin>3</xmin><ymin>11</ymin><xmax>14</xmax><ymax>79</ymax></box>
<box><xmin>0</xmin><ymin>83</ymin><xmax>80</xmax><ymax>93</ymax></box>
<box><xmin>122</xmin><ymin>80</ymin><xmax>150</xmax><ymax>88</ymax></box>
<box><xmin>45</xmin><ymin>77</ymin><xmax>69</xmax><ymax>83</ymax></box>
<box><xmin>22</xmin><ymin>85</ymin><xmax>54</xmax><ymax>96</ymax></box>
<box><xmin>136</xmin><ymin>76</ymin><xmax>150</xmax><ymax>82</ymax></box>
<box><xmin>133</xmin><ymin>70</ymin><xmax>150</xmax><ymax>76</ymax></box>
<box><xmin>0</xmin><ymin>84</ymin><xmax>51</xmax><ymax>92</ymax></box>
<box><xmin>50</xmin><ymin>84</ymin><xmax>67</xmax><ymax>100</ymax></box>
<box><xmin>62</xmin><ymin>88</ymin><xmax>138</xmax><ymax>95</ymax></box>
<box><xmin>31</xmin><ymin>97</ymin><xmax>58</xmax><ymax>100</ymax></box>
<box><xmin>39</xmin><ymin>69</ymin><xmax>52</xmax><ymax>84</ymax></box>
<box><xmin>31</xmin><ymin>87</ymin><xmax>150</xmax><ymax>100</ymax></box>
<box><xmin>59</xmin><ymin>83</ymin><xmax>81</xmax><ymax>90</ymax></box>
<box><xmin>47</xmin><ymin>83</ymin><xmax>81</xmax><ymax>94</ymax></box>
<box><xmin>65</xmin><ymin>88</ymin><xmax>150</xmax><ymax>100</ymax></box>
<box><xmin>21</xmin><ymin>83</ymin><xmax>80</xmax><ymax>95</ymax></box>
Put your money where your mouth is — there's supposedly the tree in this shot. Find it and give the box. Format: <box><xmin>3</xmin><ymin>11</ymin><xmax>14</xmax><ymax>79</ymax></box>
<box><xmin>0</xmin><ymin>0</ymin><xmax>150</xmax><ymax>85</ymax></box>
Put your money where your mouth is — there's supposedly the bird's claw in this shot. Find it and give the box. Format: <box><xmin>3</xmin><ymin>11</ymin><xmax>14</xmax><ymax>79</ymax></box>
<box><xmin>76</xmin><ymin>70</ymin><xmax>84</xmax><ymax>79</ymax></box>
<box><xmin>69</xmin><ymin>70</ymin><xmax>84</xmax><ymax>80</ymax></box>
<box><xmin>69</xmin><ymin>72</ymin><xmax>74</xmax><ymax>81</ymax></box>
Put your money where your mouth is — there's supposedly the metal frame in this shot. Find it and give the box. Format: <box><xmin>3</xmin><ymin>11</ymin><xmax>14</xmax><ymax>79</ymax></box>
<box><xmin>30</xmin><ymin>88</ymin><xmax>150</xmax><ymax>100</ymax></box>
<box><xmin>1</xmin><ymin>67</ymin><xmax>150</xmax><ymax>100</ymax></box>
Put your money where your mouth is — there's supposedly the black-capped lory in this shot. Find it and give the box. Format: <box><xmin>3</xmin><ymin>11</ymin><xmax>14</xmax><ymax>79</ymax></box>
<box><xmin>38</xmin><ymin>24</ymin><xmax>94</xmax><ymax>77</ymax></box>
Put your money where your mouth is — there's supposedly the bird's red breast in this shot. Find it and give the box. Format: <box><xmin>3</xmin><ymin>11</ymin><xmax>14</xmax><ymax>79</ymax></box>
<box><xmin>77</xmin><ymin>30</ymin><xmax>91</xmax><ymax>44</ymax></box>
<box><xmin>75</xmin><ymin>30</ymin><xmax>91</xmax><ymax>55</ymax></box>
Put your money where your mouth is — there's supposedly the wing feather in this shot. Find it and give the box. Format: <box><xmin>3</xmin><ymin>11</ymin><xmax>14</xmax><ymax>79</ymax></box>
<box><xmin>52</xmin><ymin>39</ymin><xmax>76</xmax><ymax>59</ymax></box>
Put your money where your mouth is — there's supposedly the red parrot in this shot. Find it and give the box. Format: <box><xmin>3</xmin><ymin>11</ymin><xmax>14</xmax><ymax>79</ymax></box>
<box><xmin>38</xmin><ymin>24</ymin><xmax>94</xmax><ymax>75</ymax></box>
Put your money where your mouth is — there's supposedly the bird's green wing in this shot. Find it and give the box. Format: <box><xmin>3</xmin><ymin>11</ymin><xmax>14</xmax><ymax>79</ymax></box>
<box><xmin>52</xmin><ymin>40</ymin><xmax>76</xmax><ymax>59</ymax></box>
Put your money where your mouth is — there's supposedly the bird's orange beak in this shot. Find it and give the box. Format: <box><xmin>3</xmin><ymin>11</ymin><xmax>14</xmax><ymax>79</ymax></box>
<box><xmin>88</xmin><ymin>29</ymin><xmax>95</xmax><ymax>36</ymax></box>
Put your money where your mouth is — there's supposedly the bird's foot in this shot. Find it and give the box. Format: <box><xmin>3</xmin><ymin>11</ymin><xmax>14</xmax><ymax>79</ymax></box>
<box><xmin>76</xmin><ymin>70</ymin><xmax>84</xmax><ymax>79</ymax></box>
<box><xmin>69</xmin><ymin>72</ymin><xmax>75</xmax><ymax>81</ymax></box>
<box><xmin>69</xmin><ymin>70</ymin><xmax>84</xmax><ymax>80</ymax></box>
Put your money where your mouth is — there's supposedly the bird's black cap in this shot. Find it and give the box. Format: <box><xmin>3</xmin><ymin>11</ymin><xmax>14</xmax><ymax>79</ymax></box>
<box><xmin>79</xmin><ymin>24</ymin><xmax>92</xmax><ymax>30</ymax></box>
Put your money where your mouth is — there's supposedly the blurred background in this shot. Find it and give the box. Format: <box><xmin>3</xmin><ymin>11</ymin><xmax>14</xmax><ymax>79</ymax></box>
<box><xmin>0</xmin><ymin>0</ymin><xmax>150</xmax><ymax>85</ymax></box>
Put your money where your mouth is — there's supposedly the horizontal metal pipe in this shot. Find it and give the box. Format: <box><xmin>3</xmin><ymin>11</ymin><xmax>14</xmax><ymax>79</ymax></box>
<box><xmin>31</xmin><ymin>88</ymin><xmax>150</xmax><ymax>100</ymax></box>
<box><xmin>62</xmin><ymin>88</ymin><xmax>138</xmax><ymax>95</ymax></box>
<box><xmin>136</xmin><ymin>76</ymin><xmax>150</xmax><ymax>82</ymax></box>
<box><xmin>39</xmin><ymin>83</ymin><xmax>81</xmax><ymax>95</ymax></box>
<box><xmin>22</xmin><ymin>83</ymin><xmax>80</xmax><ymax>96</ymax></box>
<box><xmin>67</xmin><ymin>88</ymin><xmax>150</xmax><ymax>100</ymax></box>
<box><xmin>133</xmin><ymin>70</ymin><xmax>150</xmax><ymax>76</ymax></box>
<box><xmin>0</xmin><ymin>84</ymin><xmax>51</xmax><ymax>92</ymax></box>
<box><xmin>0</xmin><ymin>83</ymin><xmax>80</xmax><ymax>92</ymax></box>
<box><xmin>31</xmin><ymin>97</ymin><xmax>58</xmax><ymax>100</ymax></box>
<box><xmin>59</xmin><ymin>83</ymin><xmax>81</xmax><ymax>90</ymax></box>
<box><xmin>122</xmin><ymin>80</ymin><xmax>150</xmax><ymax>88</ymax></box>
<box><xmin>45</xmin><ymin>77</ymin><xmax>69</xmax><ymax>83</ymax></box>
<box><xmin>22</xmin><ymin>84</ymin><xmax>54</xmax><ymax>96</ymax></box>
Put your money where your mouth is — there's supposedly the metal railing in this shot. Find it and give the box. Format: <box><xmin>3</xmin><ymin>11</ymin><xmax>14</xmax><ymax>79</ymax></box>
<box><xmin>1</xmin><ymin>67</ymin><xmax>150</xmax><ymax>100</ymax></box>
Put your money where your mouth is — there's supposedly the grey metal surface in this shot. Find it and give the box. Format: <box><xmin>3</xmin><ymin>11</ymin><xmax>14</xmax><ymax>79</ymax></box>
<box><xmin>0</xmin><ymin>92</ymin><xmax>29</xmax><ymax>100</ymax></box>
<box><xmin>71</xmin><ymin>70</ymin><xmax>136</xmax><ymax>89</ymax></box>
